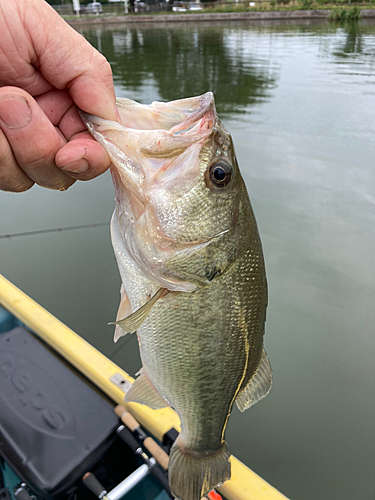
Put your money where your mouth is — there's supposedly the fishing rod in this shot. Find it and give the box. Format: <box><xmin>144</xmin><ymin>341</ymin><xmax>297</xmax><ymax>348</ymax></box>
<box><xmin>0</xmin><ymin>222</ymin><xmax>109</xmax><ymax>240</ymax></box>
<box><xmin>113</xmin><ymin>405</ymin><xmax>223</xmax><ymax>500</ymax></box>
<box><xmin>13</xmin><ymin>484</ymin><xmax>33</xmax><ymax>500</ymax></box>
<box><xmin>82</xmin><ymin>451</ymin><xmax>171</xmax><ymax>500</ymax></box>
<box><xmin>115</xmin><ymin>423</ymin><xmax>173</xmax><ymax>497</ymax></box>
<box><xmin>83</xmin><ymin>405</ymin><xmax>223</xmax><ymax>500</ymax></box>
<box><xmin>82</xmin><ymin>405</ymin><xmax>173</xmax><ymax>500</ymax></box>
<box><xmin>115</xmin><ymin>405</ymin><xmax>169</xmax><ymax>470</ymax></box>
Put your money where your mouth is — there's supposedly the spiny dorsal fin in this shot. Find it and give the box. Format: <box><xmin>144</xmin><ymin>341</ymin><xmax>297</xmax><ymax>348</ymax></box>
<box><xmin>125</xmin><ymin>368</ymin><xmax>169</xmax><ymax>410</ymax></box>
<box><xmin>235</xmin><ymin>348</ymin><xmax>272</xmax><ymax>412</ymax></box>
<box><xmin>109</xmin><ymin>288</ymin><xmax>169</xmax><ymax>339</ymax></box>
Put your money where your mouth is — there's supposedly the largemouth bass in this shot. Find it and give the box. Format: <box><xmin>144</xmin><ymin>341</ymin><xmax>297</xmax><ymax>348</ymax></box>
<box><xmin>80</xmin><ymin>92</ymin><xmax>272</xmax><ymax>500</ymax></box>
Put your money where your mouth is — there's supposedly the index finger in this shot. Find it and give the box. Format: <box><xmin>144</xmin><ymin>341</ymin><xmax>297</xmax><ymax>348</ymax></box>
<box><xmin>11</xmin><ymin>0</ymin><xmax>116</xmax><ymax>121</ymax></box>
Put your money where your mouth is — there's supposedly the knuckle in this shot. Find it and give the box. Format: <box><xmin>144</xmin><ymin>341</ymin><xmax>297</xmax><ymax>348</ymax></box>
<box><xmin>96</xmin><ymin>56</ymin><xmax>113</xmax><ymax>81</ymax></box>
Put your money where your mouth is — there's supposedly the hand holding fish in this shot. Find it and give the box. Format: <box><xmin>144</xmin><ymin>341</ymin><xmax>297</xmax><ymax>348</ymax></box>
<box><xmin>0</xmin><ymin>0</ymin><xmax>116</xmax><ymax>192</ymax></box>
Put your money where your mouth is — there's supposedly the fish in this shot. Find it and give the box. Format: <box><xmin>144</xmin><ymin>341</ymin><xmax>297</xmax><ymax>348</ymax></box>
<box><xmin>80</xmin><ymin>92</ymin><xmax>272</xmax><ymax>500</ymax></box>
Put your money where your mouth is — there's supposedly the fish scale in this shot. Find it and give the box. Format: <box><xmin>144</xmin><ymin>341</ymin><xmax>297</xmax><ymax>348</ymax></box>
<box><xmin>81</xmin><ymin>92</ymin><xmax>272</xmax><ymax>500</ymax></box>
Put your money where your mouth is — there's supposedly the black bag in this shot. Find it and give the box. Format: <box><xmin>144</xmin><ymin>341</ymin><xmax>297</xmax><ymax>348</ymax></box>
<box><xmin>0</xmin><ymin>327</ymin><xmax>119</xmax><ymax>498</ymax></box>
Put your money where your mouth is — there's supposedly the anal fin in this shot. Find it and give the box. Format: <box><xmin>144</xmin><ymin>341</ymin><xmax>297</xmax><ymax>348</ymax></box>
<box><xmin>125</xmin><ymin>368</ymin><xmax>170</xmax><ymax>410</ymax></box>
<box><xmin>235</xmin><ymin>348</ymin><xmax>272</xmax><ymax>412</ymax></box>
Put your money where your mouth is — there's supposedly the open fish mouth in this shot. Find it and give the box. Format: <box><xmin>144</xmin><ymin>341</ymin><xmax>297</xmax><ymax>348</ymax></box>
<box><xmin>79</xmin><ymin>91</ymin><xmax>217</xmax><ymax>193</ymax></box>
<box><xmin>83</xmin><ymin>91</ymin><xmax>215</xmax><ymax>132</ymax></box>
<box><xmin>79</xmin><ymin>91</ymin><xmax>221</xmax><ymax>238</ymax></box>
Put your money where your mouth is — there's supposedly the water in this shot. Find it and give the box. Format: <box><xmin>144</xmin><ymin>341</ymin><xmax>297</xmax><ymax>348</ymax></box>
<box><xmin>1</xmin><ymin>19</ymin><xmax>375</xmax><ymax>500</ymax></box>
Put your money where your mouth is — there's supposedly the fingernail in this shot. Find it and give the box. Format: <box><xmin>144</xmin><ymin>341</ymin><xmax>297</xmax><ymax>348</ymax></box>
<box><xmin>0</xmin><ymin>95</ymin><xmax>31</xmax><ymax>129</ymax></box>
<box><xmin>60</xmin><ymin>158</ymin><xmax>89</xmax><ymax>175</ymax></box>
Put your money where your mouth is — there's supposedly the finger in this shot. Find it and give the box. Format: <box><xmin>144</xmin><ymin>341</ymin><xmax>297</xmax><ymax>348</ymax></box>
<box><xmin>56</xmin><ymin>101</ymin><xmax>89</xmax><ymax>140</ymax></box>
<box><xmin>0</xmin><ymin>87</ymin><xmax>75</xmax><ymax>191</ymax></box>
<box><xmin>36</xmin><ymin>89</ymin><xmax>85</xmax><ymax>140</ymax></box>
<box><xmin>0</xmin><ymin>2</ymin><xmax>53</xmax><ymax>95</ymax></box>
<box><xmin>1</xmin><ymin>1</ymin><xmax>115</xmax><ymax>119</ymax></box>
<box><xmin>36</xmin><ymin>89</ymin><xmax>111</xmax><ymax>180</ymax></box>
<box><xmin>21</xmin><ymin>0</ymin><xmax>116</xmax><ymax>120</ymax></box>
<box><xmin>36</xmin><ymin>89</ymin><xmax>89</xmax><ymax>140</ymax></box>
<box><xmin>55</xmin><ymin>135</ymin><xmax>111</xmax><ymax>181</ymax></box>
<box><xmin>35</xmin><ymin>89</ymin><xmax>74</xmax><ymax>127</ymax></box>
<box><xmin>0</xmin><ymin>128</ymin><xmax>34</xmax><ymax>192</ymax></box>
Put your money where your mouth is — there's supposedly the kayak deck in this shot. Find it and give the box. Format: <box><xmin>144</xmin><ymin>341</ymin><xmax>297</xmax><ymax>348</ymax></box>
<box><xmin>0</xmin><ymin>274</ymin><xmax>288</xmax><ymax>500</ymax></box>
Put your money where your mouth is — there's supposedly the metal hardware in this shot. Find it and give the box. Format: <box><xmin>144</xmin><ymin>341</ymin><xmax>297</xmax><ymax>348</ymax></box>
<box><xmin>110</xmin><ymin>373</ymin><xmax>132</xmax><ymax>393</ymax></box>
<box><xmin>106</xmin><ymin>465</ymin><xmax>149</xmax><ymax>500</ymax></box>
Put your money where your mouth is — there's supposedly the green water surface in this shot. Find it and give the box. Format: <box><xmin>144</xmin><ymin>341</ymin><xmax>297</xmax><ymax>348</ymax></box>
<box><xmin>1</xmin><ymin>19</ymin><xmax>374</xmax><ymax>500</ymax></box>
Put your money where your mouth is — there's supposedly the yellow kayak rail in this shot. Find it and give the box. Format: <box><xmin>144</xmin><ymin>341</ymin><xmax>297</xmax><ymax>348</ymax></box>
<box><xmin>0</xmin><ymin>274</ymin><xmax>287</xmax><ymax>500</ymax></box>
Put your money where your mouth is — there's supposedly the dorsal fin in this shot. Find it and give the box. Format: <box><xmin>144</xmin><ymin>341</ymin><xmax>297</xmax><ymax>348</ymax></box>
<box><xmin>235</xmin><ymin>349</ymin><xmax>272</xmax><ymax>412</ymax></box>
<box><xmin>109</xmin><ymin>288</ymin><xmax>169</xmax><ymax>338</ymax></box>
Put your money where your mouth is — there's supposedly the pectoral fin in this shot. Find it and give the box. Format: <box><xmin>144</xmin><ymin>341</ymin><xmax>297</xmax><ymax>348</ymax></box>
<box><xmin>109</xmin><ymin>288</ymin><xmax>169</xmax><ymax>337</ymax></box>
<box><xmin>125</xmin><ymin>368</ymin><xmax>169</xmax><ymax>410</ymax></box>
<box><xmin>235</xmin><ymin>348</ymin><xmax>272</xmax><ymax>412</ymax></box>
<box><xmin>113</xmin><ymin>285</ymin><xmax>133</xmax><ymax>343</ymax></box>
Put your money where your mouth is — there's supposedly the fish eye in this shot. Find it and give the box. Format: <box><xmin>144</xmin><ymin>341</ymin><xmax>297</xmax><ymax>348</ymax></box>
<box><xmin>207</xmin><ymin>161</ymin><xmax>232</xmax><ymax>189</ymax></box>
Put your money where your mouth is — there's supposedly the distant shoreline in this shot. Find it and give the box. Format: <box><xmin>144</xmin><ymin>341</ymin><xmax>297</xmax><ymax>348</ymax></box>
<box><xmin>64</xmin><ymin>9</ymin><xmax>375</xmax><ymax>25</ymax></box>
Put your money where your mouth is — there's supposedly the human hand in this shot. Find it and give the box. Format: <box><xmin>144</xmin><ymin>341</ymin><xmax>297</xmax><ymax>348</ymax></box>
<box><xmin>0</xmin><ymin>0</ymin><xmax>116</xmax><ymax>192</ymax></box>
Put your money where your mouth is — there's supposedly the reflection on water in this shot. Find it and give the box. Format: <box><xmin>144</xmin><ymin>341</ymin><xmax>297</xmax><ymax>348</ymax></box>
<box><xmin>80</xmin><ymin>22</ymin><xmax>280</xmax><ymax>114</ymax></box>
<box><xmin>1</xmin><ymin>19</ymin><xmax>375</xmax><ymax>500</ymax></box>
<box><xmin>334</xmin><ymin>25</ymin><xmax>364</xmax><ymax>55</ymax></box>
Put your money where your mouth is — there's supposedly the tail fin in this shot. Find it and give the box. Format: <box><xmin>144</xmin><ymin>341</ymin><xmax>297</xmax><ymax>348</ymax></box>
<box><xmin>168</xmin><ymin>441</ymin><xmax>231</xmax><ymax>500</ymax></box>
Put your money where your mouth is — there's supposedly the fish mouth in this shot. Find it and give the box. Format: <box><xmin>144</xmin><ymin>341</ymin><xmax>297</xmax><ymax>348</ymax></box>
<box><xmin>79</xmin><ymin>91</ymin><xmax>216</xmax><ymax>191</ymax></box>
<box><xmin>79</xmin><ymin>91</ymin><xmax>215</xmax><ymax>132</ymax></box>
<box><xmin>112</xmin><ymin>91</ymin><xmax>215</xmax><ymax>133</ymax></box>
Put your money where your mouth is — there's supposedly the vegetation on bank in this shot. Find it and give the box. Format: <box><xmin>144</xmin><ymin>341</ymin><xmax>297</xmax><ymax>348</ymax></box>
<box><xmin>184</xmin><ymin>3</ymin><xmax>364</xmax><ymax>14</ymax></box>
<box><xmin>196</xmin><ymin>5</ymin><xmax>363</xmax><ymax>20</ymax></box>
<box><xmin>56</xmin><ymin>0</ymin><xmax>370</xmax><ymax>19</ymax></box>
<box><xmin>328</xmin><ymin>5</ymin><xmax>361</xmax><ymax>19</ymax></box>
